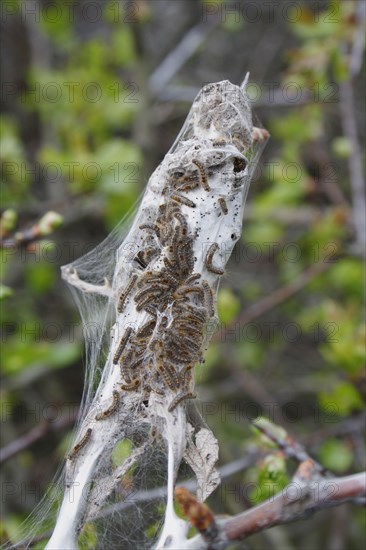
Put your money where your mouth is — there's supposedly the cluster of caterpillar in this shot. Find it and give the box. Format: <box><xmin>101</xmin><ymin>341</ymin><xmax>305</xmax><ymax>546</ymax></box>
<box><xmin>112</xmin><ymin>159</ymin><xmax>223</xmax><ymax>412</ymax></box>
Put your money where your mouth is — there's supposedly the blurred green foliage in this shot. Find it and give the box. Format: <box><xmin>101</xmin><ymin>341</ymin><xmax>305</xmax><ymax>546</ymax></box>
<box><xmin>1</xmin><ymin>0</ymin><xmax>365</xmax><ymax>548</ymax></box>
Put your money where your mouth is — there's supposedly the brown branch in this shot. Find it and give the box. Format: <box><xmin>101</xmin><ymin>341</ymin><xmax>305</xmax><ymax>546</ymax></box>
<box><xmin>224</xmin><ymin>471</ymin><xmax>365</xmax><ymax>543</ymax></box>
<box><xmin>175</xmin><ymin>419</ymin><xmax>365</xmax><ymax>549</ymax></box>
<box><xmin>338</xmin><ymin>3</ymin><xmax>366</xmax><ymax>251</ymax></box>
<box><xmin>252</xmin><ymin>418</ymin><xmax>327</xmax><ymax>475</ymax></box>
<box><xmin>217</xmin><ymin>259</ymin><xmax>336</xmax><ymax>342</ymax></box>
<box><xmin>0</xmin><ymin>409</ymin><xmax>78</xmax><ymax>464</ymax></box>
<box><xmin>176</xmin><ymin>471</ymin><xmax>366</xmax><ymax>549</ymax></box>
<box><xmin>339</xmin><ymin>80</ymin><xmax>366</xmax><ymax>252</ymax></box>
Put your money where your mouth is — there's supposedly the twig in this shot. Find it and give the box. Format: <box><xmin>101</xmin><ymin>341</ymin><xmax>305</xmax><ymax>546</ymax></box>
<box><xmin>218</xmin><ymin>260</ymin><xmax>336</xmax><ymax>342</ymax></box>
<box><xmin>350</xmin><ymin>2</ymin><xmax>366</xmax><ymax>78</ymax></box>
<box><xmin>0</xmin><ymin>211</ymin><xmax>63</xmax><ymax>249</ymax></box>
<box><xmin>0</xmin><ymin>409</ymin><xmax>78</xmax><ymax>464</ymax></box>
<box><xmin>177</xmin><ymin>471</ymin><xmax>366</xmax><ymax>549</ymax></box>
<box><xmin>224</xmin><ymin>471</ymin><xmax>366</xmax><ymax>543</ymax></box>
<box><xmin>252</xmin><ymin>418</ymin><xmax>327</xmax><ymax>475</ymax></box>
<box><xmin>338</xmin><ymin>3</ymin><xmax>366</xmax><ymax>251</ymax></box>
<box><xmin>149</xmin><ymin>19</ymin><xmax>220</xmax><ymax>96</ymax></box>
<box><xmin>339</xmin><ymin>80</ymin><xmax>366</xmax><ymax>251</ymax></box>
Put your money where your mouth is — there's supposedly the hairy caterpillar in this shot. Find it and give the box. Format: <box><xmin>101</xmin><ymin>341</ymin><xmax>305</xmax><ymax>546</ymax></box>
<box><xmin>67</xmin><ymin>428</ymin><xmax>92</xmax><ymax>460</ymax></box>
<box><xmin>205</xmin><ymin>242</ymin><xmax>225</xmax><ymax>275</ymax></box>
<box><xmin>95</xmin><ymin>390</ymin><xmax>120</xmax><ymax>420</ymax></box>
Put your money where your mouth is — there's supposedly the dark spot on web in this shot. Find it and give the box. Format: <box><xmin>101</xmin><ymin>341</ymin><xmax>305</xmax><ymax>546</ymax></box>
<box><xmin>233</xmin><ymin>157</ymin><xmax>247</xmax><ymax>173</ymax></box>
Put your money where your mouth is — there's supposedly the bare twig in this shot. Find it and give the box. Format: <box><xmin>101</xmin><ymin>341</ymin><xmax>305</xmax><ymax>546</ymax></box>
<box><xmin>0</xmin><ymin>409</ymin><xmax>78</xmax><ymax>464</ymax></box>
<box><xmin>338</xmin><ymin>3</ymin><xmax>366</xmax><ymax>251</ymax></box>
<box><xmin>149</xmin><ymin>19</ymin><xmax>220</xmax><ymax>96</ymax></box>
<box><xmin>252</xmin><ymin>418</ymin><xmax>327</xmax><ymax>475</ymax></box>
<box><xmin>339</xmin><ymin>80</ymin><xmax>366</xmax><ymax>251</ymax></box>
<box><xmin>218</xmin><ymin>259</ymin><xmax>336</xmax><ymax>342</ymax></box>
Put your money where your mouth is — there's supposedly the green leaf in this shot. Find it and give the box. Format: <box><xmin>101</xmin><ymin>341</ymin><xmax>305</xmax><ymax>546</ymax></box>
<box><xmin>112</xmin><ymin>439</ymin><xmax>133</xmax><ymax>467</ymax></box>
<box><xmin>78</xmin><ymin>523</ymin><xmax>98</xmax><ymax>550</ymax></box>
<box><xmin>319</xmin><ymin>382</ymin><xmax>364</xmax><ymax>417</ymax></box>
<box><xmin>25</xmin><ymin>262</ymin><xmax>56</xmax><ymax>294</ymax></box>
<box><xmin>0</xmin><ymin>284</ymin><xmax>13</xmax><ymax>300</ymax></box>
<box><xmin>319</xmin><ymin>439</ymin><xmax>353</xmax><ymax>473</ymax></box>
<box><xmin>217</xmin><ymin>288</ymin><xmax>240</xmax><ymax>324</ymax></box>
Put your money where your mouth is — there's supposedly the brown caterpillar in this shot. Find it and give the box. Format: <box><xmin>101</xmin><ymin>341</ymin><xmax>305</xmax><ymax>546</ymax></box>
<box><xmin>139</xmin><ymin>247</ymin><xmax>161</xmax><ymax>265</ymax></box>
<box><xmin>139</xmin><ymin>223</ymin><xmax>160</xmax><ymax>238</ymax></box>
<box><xmin>172</xmin><ymin>169</ymin><xmax>200</xmax><ymax>192</ymax></box>
<box><xmin>192</xmin><ymin>159</ymin><xmax>210</xmax><ymax>192</ymax></box>
<box><xmin>136</xmin><ymin>318</ymin><xmax>156</xmax><ymax>338</ymax></box>
<box><xmin>113</xmin><ymin>327</ymin><xmax>133</xmax><ymax>364</ymax></box>
<box><xmin>202</xmin><ymin>280</ymin><xmax>215</xmax><ymax>317</ymax></box>
<box><xmin>171</xmin><ymin>193</ymin><xmax>196</xmax><ymax>208</ymax></box>
<box><xmin>172</xmin><ymin>211</ymin><xmax>189</xmax><ymax>236</ymax></box>
<box><xmin>95</xmin><ymin>390</ymin><xmax>120</xmax><ymax>420</ymax></box>
<box><xmin>134</xmin><ymin>287</ymin><xmax>167</xmax><ymax>309</ymax></box>
<box><xmin>168</xmin><ymin>391</ymin><xmax>197</xmax><ymax>412</ymax></box>
<box><xmin>135</xmin><ymin>250</ymin><xmax>148</xmax><ymax>269</ymax></box>
<box><xmin>173</xmin><ymin>286</ymin><xmax>204</xmax><ymax>299</ymax></box>
<box><xmin>185</xmin><ymin>273</ymin><xmax>201</xmax><ymax>284</ymax></box>
<box><xmin>134</xmin><ymin>283</ymin><xmax>169</xmax><ymax>304</ymax></box>
<box><xmin>117</xmin><ymin>274</ymin><xmax>138</xmax><ymax>313</ymax></box>
<box><xmin>205</xmin><ymin>243</ymin><xmax>225</xmax><ymax>275</ymax></box>
<box><xmin>121</xmin><ymin>379</ymin><xmax>140</xmax><ymax>391</ymax></box>
<box><xmin>158</xmin><ymin>363</ymin><xmax>180</xmax><ymax>391</ymax></box>
<box><xmin>120</xmin><ymin>350</ymin><xmax>133</xmax><ymax>383</ymax></box>
<box><xmin>130</xmin><ymin>354</ymin><xmax>146</xmax><ymax>371</ymax></box>
<box><xmin>213</xmin><ymin>138</ymin><xmax>228</xmax><ymax>147</ymax></box>
<box><xmin>218</xmin><ymin>197</ymin><xmax>228</xmax><ymax>215</ymax></box>
<box><xmin>68</xmin><ymin>428</ymin><xmax>92</xmax><ymax>460</ymax></box>
<box><xmin>180</xmin><ymin>365</ymin><xmax>193</xmax><ymax>387</ymax></box>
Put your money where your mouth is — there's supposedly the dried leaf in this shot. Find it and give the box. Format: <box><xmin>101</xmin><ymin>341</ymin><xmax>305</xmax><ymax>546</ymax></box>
<box><xmin>184</xmin><ymin>424</ymin><xmax>220</xmax><ymax>502</ymax></box>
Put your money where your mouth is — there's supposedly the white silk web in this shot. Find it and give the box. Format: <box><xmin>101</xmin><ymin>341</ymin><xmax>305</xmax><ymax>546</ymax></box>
<box><xmin>8</xmin><ymin>78</ymin><xmax>269</xmax><ymax>550</ymax></box>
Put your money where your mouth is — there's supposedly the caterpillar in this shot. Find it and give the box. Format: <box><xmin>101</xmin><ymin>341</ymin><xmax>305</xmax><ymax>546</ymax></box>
<box><xmin>192</xmin><ymin>159</ymin><xmax>210</xmax><ymax>192</ymax></box>
<box><xmin>95</xmin><ymin>390</ymin><xmax>120</xmax><ymax>420</ymax></box>
<box><xmin>171</xmin><ymin>194</ymin><xmax>196</xmax><ymax>208</ymax></box>
<box><xmin>68</xmin><ymin>428</ymin><xmax>92</xmax><ymax>460</ymax></box>
<box><xmin>120</xmin><ymin>379</ymin><xmax>140</xmax><ymax>391</ymax></box>
<box><xmin>218</xmin><ymin>197</ymin><xmax>228</xmax><ymax>215</ymax></box>
<box><xmin>113</xmin><ymin>327</ymin><xmax>133</xmax><ymax>365</ymax></box>
<box><xmin>202</xmin><ymin>280</ymin><xmax>215</xmax><ymax>317</ymax></box>
<box><xmin>117</xmin><ymin>274</ymin><xmax>138</xmax><ymax>313</ymax></box>
<box><xmin>168</xmin><ymin>391</ymin><xmax>197</xmax><ymax>412</ymax></box>
<box><xmin>205</xmin><ymin>242</ymin><xmax>225</xmax><ymax>275</ymax></box>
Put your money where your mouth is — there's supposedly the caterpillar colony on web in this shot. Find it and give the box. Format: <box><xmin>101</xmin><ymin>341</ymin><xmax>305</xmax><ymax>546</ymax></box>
<box><xmin>9</xmin><ymin>77</ymin><xmax>269</xmax><ymax>550</ymax></box>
